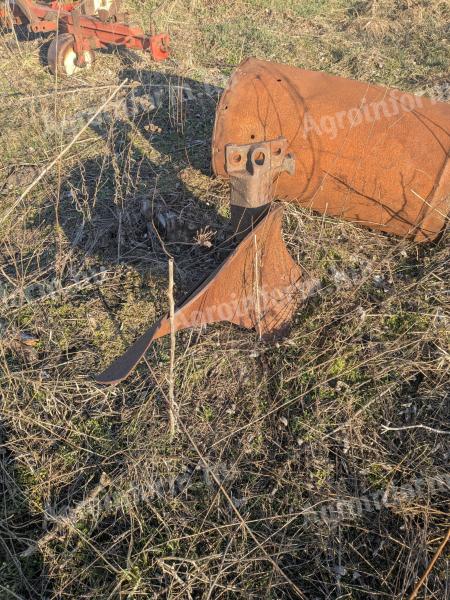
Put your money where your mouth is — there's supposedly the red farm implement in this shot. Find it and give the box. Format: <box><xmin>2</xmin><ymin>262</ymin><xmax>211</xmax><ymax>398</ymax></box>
<box><xmin>0</xmin><ymin>0</ymin><xmax>169</xmax><ymax>75</ymax></box>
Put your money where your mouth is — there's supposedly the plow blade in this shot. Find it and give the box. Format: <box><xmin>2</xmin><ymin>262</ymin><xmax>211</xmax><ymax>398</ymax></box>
<box><xmin>95</xmin><ymin>206</ymin><xmax>302</xmax><ymax>385</ymax></box>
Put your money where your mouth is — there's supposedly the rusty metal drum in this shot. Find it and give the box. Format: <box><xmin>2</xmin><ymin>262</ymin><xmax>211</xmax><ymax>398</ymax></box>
<box><xmin>212</xmin><ymin>58</ymin><xmax>450</xmax><ymax>241</ymax></box>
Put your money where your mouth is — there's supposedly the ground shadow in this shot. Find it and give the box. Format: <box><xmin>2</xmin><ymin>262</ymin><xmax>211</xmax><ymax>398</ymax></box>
<box><xmin>52</xmin><ymin>66</ymin><xmax>231</xmax><ymax>298</ymax></box>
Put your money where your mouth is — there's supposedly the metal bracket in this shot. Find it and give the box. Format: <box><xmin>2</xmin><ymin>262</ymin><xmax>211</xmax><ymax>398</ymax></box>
<box><xmin>225</xmin><ymin>137</ymin><xmax>295</xmax><ymax>239</ymax></box>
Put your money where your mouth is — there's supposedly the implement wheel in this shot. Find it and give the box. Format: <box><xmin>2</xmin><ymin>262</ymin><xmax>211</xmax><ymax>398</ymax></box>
<box><xmin>47</xmin><ymin>33</ymin><xmax>95</xmax><ymax>76</ymax></box>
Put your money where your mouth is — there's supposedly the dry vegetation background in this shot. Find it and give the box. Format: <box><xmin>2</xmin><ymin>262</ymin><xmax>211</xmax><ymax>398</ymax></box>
<box><xmin>0</xmin><ymin>0</ymin><xmax>449</xmax><ymax>598</ymax></box>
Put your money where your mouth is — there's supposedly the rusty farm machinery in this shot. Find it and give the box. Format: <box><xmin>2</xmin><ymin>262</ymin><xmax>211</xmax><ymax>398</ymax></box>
<box><xmin>94</xmin><ymin>58</ymin><xmax>450</xmax><ymax>385</ymax></box>
<box><xmin>0</xmin><ymin>0</ymin><xmax>169</xmax><ymax>75</ymax></box>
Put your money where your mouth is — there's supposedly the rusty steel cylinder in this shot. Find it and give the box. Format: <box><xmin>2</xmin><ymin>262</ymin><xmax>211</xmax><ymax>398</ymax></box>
<box><xmin>212</xmin><ymin>58</ymin><xmax>450</xmax><ymax>241</ymax></box>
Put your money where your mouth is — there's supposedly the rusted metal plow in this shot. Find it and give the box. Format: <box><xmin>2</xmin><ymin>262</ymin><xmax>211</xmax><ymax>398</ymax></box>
<box><xmin>0</xmin><ymin>0</ymin><xmax>169</xmax><ymax>75</ymax></box>
<box><xmin>96</xmin><ymin>58</ymin><xmax>449</xmax><ymax>385</ymax></box>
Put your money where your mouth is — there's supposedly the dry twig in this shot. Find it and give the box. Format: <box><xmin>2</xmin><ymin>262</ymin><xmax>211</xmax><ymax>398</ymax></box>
<box><xmin>408</xmin><ymin>528</ymin><xmax>450</xmax><ymax>600</ymax></box>
<box><xmin>168</xmin><ymin>258</ymin><xmax>177</xmax><ymax>438</ymax></box>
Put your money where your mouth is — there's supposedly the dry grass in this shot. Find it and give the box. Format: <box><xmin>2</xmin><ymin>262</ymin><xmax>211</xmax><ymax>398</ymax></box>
<box><xmin>0</xmin><ymin>1</ymin><xmax>449</xmax><ymax>598</ymax></box>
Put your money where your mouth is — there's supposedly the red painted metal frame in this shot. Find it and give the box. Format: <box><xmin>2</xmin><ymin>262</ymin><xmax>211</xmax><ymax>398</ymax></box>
<box><xmin>0</xmin><ymin>1</ymin><xmax>169</xmax><ymax>62</ymax></box>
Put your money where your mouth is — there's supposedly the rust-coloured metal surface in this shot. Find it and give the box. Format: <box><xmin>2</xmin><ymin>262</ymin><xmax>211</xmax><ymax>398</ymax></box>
<box><xmin>212</xmin><ymin>58</ymin><xmax>450</xmax><ymax>241</ymax></box>
<box><xmin>95</xmin><ymin>205</ymin><xmax>303</xmax><ymax>385</ymax></box>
